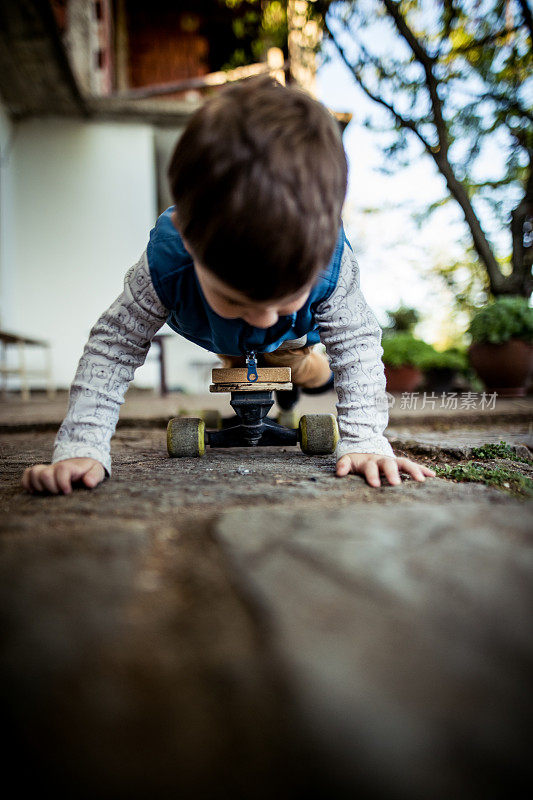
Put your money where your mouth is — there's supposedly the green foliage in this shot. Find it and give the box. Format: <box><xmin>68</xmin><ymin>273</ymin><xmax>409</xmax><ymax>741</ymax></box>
<box><xmin>416</xmin><ymin>346</ymin><xmax>469</xmax><ymax>372</ymax></box>
<box><xmin>428</xmin><ymin>244</ymin><xmax>492</xmax><ymax>318</ymax></box>
<box><xmin>470</xmin><ymin>440</ymin><xmax>533</xmax><ymax>464</ymax></box>
<box><xmin>381</xmin><ymin>308</ymin><xmax>469</xmax><ymax>369</ymax></box>
<box><xmin>218</xmin><ymin>0</ymin><xmax>330</xmax><ymax>71</ymax></box>
<box><xmin>435</xmin><ymin>462</ymin><xmax>533</xmax><ymax>498</ymax></box>
<box><xmin>383</xmin><ymin>305</ymin><xmax>420</xmax><ymax>334</ymax></box>
<box><xmin>381</xmin><ymin>333</ymin><xmax>436</xmax><ymax>368</ymax></box>
<box><xmin>467</xmin><ymin>296</ymin><xmax>533</xmax><ymax>343</ymax></box>
<box><xmin>324</xmin><ymin>0</ymin><xmax>533</xmax><ymax>296</ymax></box>
<box><xmin>382</xmin><ymin>333</ymin><xmax>468</xmax><ymax>370</ymax></box>
<box><xmin>218</xmin><ymin>0</ymin><xmax>288</xmax><ymax>70</ymax></box>
<box><xmin>435</xmin><ymin>439</ymin><xmax>533</xmax><ymax>497</ymax></box>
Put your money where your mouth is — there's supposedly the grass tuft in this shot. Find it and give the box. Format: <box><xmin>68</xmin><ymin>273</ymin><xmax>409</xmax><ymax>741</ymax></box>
<box><xmin>470</xmin><ymin>440</ymin><xmax>533</xmax><ymax>464</ymax></box>
<box><xmin>434</xmin><ymin>440</ymin><xmax>533</xmax><ymax>498</ymax></box>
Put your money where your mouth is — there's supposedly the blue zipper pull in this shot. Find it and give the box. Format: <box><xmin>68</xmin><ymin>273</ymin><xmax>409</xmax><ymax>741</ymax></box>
<box><xmin>246</xmin><ymin>350</ymin><xmax>259</xmax><ymax>382</ymax></box>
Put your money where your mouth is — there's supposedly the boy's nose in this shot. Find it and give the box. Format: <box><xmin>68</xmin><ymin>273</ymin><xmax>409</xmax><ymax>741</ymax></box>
<box><xmin>243</xmin><ymin>309</ymin><xmax>279</xmax><ymax>328</ymax></box>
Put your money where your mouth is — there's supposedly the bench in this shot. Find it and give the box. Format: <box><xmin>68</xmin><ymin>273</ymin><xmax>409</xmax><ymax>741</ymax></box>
<box><xmin>0</xmin><ymin>331</ymin><xmax>56</xmax><ymax>401</ymax></box>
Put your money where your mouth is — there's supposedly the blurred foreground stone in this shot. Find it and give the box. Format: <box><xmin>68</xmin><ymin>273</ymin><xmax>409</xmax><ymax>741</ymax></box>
<box><xmin>1</xmin><ymin>393</ymin><xmax>532</xmax><ymax>798</ymax></box>
<box><xmin>216</xmin><ymin>503</ymin><xmax>533</xmax><ymax>798</ymax></box>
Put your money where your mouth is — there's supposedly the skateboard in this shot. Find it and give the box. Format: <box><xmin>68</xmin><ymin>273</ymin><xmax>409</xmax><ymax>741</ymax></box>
<box><xmin>167</xmin><ymin>355</ymin><xmax>339</xmax><ymax>458</ymax></box>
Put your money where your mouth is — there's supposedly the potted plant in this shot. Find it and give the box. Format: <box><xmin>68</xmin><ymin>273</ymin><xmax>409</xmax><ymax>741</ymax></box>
<box><xmin>382</xmin><ymin>305</ymin><xmax>421</xmax><ymax>336</ymax></box>
<box><xmin>467</xmin><ymin>297</ymin><xmax>533</xmax><ymax>397</ymax></box>
<box><xmin>381</xmin><ymin>333</ymin><xmax>435</xmax><ymax>392</ymax></box>
<box><xmin>418</xmin><ymin>346</ymin><xmax>469</xmax><ymax>393</ymax></box>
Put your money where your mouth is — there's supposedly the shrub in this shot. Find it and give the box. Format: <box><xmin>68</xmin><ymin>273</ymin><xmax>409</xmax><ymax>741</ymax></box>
<box><xmin>416</xmin><ymin>346</ymin><xmax>469</xmax><ymax>372</ymax></box>
<box><xmin>381</xmin><ymin>333</ymin><xmax>435</xmax><ymax>368</ymax></box>
<box><xmin>383</xmin><ymin>305</ymin><xmax>420</xmax><ymax>335</ymax></box>
<box><xmin>468</xmin><ymin>296</ymin><xmax>533</xmax><ymax>344</ymax></box>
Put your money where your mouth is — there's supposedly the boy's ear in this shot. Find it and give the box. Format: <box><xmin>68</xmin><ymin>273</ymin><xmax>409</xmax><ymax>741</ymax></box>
<box><xmin>182</xmin><ymin>235</ymin><xmax>194</xmax><ymax>256</ymax></box>
<box><xmin>172</xmin><ymin>213</ymin><xmax>194</xmax><ymax>257</ymax></box>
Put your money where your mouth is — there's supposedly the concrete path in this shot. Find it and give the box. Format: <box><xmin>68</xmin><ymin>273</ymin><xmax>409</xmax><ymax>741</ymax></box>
<box><xmin>1</xmin><ymin>388</ymin><xmax>531</xmax><ymax>429</ymax></box>
<box><xmin>1</xmin><ymin>394</ymin><xmax>532</xmax><ymax>798</ymax></box>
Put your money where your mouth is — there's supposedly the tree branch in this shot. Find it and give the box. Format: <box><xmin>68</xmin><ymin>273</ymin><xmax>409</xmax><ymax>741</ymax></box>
<box><xmin>380</xmin><ymin>0</ymin><xmax>450</xmax><ymax>156</ymax></box>
<box><xmin>516</xmin><ymin>0</ymin><xmax>533</xmax><ymax>44</ymax></box>
<box><xmin>481</xmin><ymin>91</ymin><xmax>533</xmax><ymax>125</ymax></box>
<box><xmin>323</xmin><ymin>18</ymin><xmax>432</xmax><ymax>152</ymax></box>
<box><xmin>448</xmin><ymin>24</ymin><xmax>523</xmax><ymax>53</ymax></box>
<box><xmin>324</xmin><ymin>2</ymin><xmax>515</xmax><ymax>294</ymax></box>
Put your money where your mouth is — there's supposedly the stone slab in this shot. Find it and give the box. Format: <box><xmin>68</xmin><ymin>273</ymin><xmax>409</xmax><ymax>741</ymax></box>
<box><xmin>2</xmin><ymin>429</ymin><xmax>525</xmax><ymax>513</ymax></box>
<box><xmin>1</xmin><ymin>391</ymin><xmax>531</xmax><ymax>432</ymax></box>
<box><xmin>388</xmin><ymin>426</ymin><xmax>533</xmax><ymax>458</ymax></box>
<box><xmin>215</xmin><ymin>502</ymin><xmax>533</xmax><ymax>798</ymax></box>
<box><xmin>0</xmin><ymin>520</ymin><xmax>151</xmax><ymax>681</ymax></box>
<box><xmin>2</xmin><ymin>426</ymin><xmax>532</xmax><ymax>796</ymax></box>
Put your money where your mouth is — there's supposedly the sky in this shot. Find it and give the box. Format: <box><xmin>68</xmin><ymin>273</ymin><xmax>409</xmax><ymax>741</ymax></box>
<box><xmin>316</xmin><ymin>40</ymin><xmax>480</xmax><ymax>347</ymax></box>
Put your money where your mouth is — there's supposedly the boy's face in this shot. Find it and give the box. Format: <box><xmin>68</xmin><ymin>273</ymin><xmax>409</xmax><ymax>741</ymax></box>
<box><xmin>172</xmin><ymin>213</ymin><xmax>311</xmax><ymax>328</ymax></box>
<box><xmin>193</xmin><ymin>262</ymin><xmax>311</xmax><ymax>329</ymax></box>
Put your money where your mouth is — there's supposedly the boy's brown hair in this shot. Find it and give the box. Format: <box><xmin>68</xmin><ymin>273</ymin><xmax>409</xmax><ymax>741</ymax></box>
<box><xmin>167</xmin><ymin>74</ymin><xmax>348</xmax><ymax>301</ymax></box>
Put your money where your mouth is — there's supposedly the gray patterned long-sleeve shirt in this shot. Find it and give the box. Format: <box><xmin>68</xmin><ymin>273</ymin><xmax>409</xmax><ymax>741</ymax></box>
<box><xmin>52</xmin><ymin>243</ymin><xmax>394</xmax><ymax>475</ymax></box>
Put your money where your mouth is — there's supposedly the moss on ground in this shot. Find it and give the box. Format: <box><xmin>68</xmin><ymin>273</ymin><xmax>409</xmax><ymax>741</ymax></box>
<box><xmin>433</xmin><ymin>440</ymin><xmax>533</xmax><ymax>499</ymax></box>
<box><xmin>435</xmin><ymin>462</ymin><xmax>533</xmax><ymax>498</ymax></box>
<box><xmin>470</xmin><ymin>440</ymin><xmax>533</xmax><ymax>464</ymax></box>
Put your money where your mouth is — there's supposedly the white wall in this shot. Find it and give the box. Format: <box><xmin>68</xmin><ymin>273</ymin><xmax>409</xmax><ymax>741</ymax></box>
<box><xmin>0</xmin><ymin>97</ymin><xmax>15</xmax><ymax>331</ymax></box>
<box><xmin>4</xmin><ymin>116</ymin><xmax>213</xmax><ymax>392</ymax></box>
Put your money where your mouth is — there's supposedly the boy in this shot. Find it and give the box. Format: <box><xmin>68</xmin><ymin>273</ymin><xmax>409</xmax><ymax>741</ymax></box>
<box><xmin>22</xmin><ymin>76</ymin><xmax>434</xmax><ymax>494</ymax></box>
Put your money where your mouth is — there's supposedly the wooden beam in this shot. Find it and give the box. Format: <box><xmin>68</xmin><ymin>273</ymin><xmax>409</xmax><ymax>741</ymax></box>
<box><xmin>110</xmin><ymin>61</ymin><xmax>282</xmax><ymax>101</ymax></box>
<box><xmin>87</xmin><ymin>95</ymin><xmax>200</xmax><ymax>125</ymax></box>
<box><xmin>114</xmin><ymin>0</ymin><xmax>129</xmax><ymax>92</ymax></box>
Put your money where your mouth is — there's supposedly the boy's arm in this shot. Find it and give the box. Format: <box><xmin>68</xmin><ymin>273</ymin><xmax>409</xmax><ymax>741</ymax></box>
<box><xmin>314</xmin><ymin>239</ymin><xmax>395</xmax><ymax>460</ymax></box>
<box><xmin>52</xmin><ymin>252</ymin><xmax>169</xmax><ymax>476</ymax></box>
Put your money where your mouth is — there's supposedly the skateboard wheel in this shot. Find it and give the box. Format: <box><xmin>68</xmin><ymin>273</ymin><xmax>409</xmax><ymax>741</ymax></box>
<box><xmin>167</xmin><ymin>417</ymin><xmax>206</xmax><ymax>457</ymax></box>
<box><xmin>299</xmin><ymin>414</ymin><xmax>339</xmax><ymax>455</ymax></box>
<box><xmin>277</xmin><ymin>410</ymin><xmax>300</xmax><ymax>429</ymax></box>
<box><xmin>200</xmin><ymin>409</ymin><xmax>222</xmax><ymax>429</ymax></box>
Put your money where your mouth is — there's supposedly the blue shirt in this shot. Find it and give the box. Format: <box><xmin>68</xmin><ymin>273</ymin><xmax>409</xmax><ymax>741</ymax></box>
<box><xmin>147</xmin><ymin>206</ymin><xmax>347</xmax><ymax>357</ymax></box>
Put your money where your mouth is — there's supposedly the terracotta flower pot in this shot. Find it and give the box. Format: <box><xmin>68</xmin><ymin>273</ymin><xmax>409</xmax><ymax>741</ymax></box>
<box><xmin>384</xmin><ymin>364</ymin><xmax>424</xmax><ymax>393</ymax></box>
<box><xmin>468</xmin><ymin>339</ymin><xmax>533</xmax><ymax>397</ymax></box>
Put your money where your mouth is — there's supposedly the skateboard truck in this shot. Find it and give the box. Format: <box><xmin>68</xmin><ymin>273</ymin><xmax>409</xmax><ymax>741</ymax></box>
<box><xmin>167</xmin><ymin>366</ymin><xmax>339</xmax><ymax>457</ymax></box>
<box><xmin>211</xmin><ymin>390</ymin><xmax>296</xmax><ymax>448</ymax></box>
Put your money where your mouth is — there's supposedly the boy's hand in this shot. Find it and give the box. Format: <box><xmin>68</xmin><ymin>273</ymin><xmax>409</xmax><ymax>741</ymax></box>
<box><xmin>336</xmin><ymin>452</ymin><xmax>435</xmax><ymax>487</ymax></box>
<box><xmin>22</xmin><ymin>458</ymin><xmax>105</xmax><ymax>495</ymax></box>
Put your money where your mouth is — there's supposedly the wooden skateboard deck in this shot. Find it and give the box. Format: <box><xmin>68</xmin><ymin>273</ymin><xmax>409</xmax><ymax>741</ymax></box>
<box><xmin>210</xmin><ymin>382</ymin><xmax>293</xmax><ymax>393</ymax></box>
<box><xmin>212</xmin><ymin>367</ymin><xmax>291</xmax><ymax>384</ymax></box>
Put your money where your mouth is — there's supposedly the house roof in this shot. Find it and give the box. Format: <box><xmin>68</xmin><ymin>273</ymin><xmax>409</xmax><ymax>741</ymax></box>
<box><xmin>0</xmin><ymin>0</ymin><xmax>87</xmax><ymax>118</ymax></box>
<box><xmin>0</xmin><ymin>0</ymin><xmax>199</xmax><ymax>125</ymax></box>
<box><xmin>0</xmin><ymin>0</ymin><xmax>350</xmax><ymax>131</ymax></box>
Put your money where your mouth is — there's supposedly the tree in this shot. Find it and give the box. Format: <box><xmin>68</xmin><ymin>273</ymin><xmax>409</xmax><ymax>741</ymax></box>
<box><xmin>217</xmin><ymin>0</ymin><xmax>331</xmax><ymax>75</ymax></box>
<box><xmin>217</xmin><ymin>0</ymin><xmax>288</xmax><ymax>70</ymax></box>
<box><xmin>323</xmin><ymin>0</ymin><xmax>533</xmax><ymax>298</ymax></box>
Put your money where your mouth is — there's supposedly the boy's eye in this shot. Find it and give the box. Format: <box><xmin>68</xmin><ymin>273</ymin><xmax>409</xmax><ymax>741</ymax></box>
<box><xmin>221</xmin><ymin>296</ymin><xmax>243</xmax><ymax>307</ymax></box>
